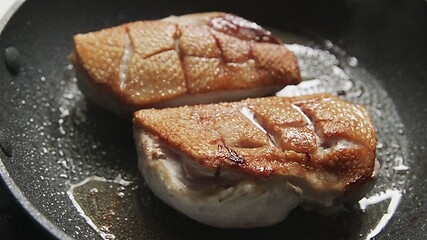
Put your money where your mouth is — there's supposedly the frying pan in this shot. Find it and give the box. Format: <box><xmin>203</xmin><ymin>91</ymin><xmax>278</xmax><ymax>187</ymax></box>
<box><xmin>1</xmin><ymin>0</ymin><xmax>426</xmax><ymax>239</ymax></box>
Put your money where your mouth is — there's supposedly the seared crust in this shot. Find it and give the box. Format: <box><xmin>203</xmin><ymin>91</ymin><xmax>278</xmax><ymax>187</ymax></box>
<box><xmin>74</xmin><ymin>26</ymin><xmax>125</xmax><ymax>89</ymax></box>
<box><xmin>72</xmin><ymin>12</ymin><xmax>301</xmax><ymax>115</ymax></box>
<box><xmin>133</xmin><ymin>94</ymin><xmax>377</xmax><ymax>194</ymax></box>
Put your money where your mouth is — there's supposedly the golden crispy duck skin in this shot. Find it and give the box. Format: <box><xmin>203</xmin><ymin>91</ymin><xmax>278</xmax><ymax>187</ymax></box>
<box><xmin>133</xmin><ymin>94</ymin><xmax>378</xmax><ymax>228</ymax></box>
<box><xmin>70</xmin><ymin>12</ymin><xmax>301</xmax><ymax>116</ymax></box>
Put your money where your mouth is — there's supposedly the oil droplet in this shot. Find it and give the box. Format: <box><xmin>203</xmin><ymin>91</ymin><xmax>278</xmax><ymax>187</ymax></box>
<box><xmin>89</xmin><ymin>187</ymin><xmax>98</xmax><ymax>195</ymax></box>
<box><xmin>392</xmin><ymin>155</ymin><xmax>409</xmax><ymax>171</ymax></box>
<box><xmin>59</xmin><ymin>174</ymin><xmax>69</xmax><ymax>179</ymax></box>
<box><xmin>348</xmin><ymin>56</ymin><xmax>358</xmax><ymax>67</ymax></box>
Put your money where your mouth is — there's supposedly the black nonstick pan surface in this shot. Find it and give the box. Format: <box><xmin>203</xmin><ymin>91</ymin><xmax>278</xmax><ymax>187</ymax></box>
<box><xmin>1</xmin><ymin>0</ymin><xmax>426</xmax><ymax>239</ymax></box>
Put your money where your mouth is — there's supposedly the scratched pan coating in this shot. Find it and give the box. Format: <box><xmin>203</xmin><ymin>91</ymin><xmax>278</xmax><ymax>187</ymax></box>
<box><xmin>0</xmin><ymin>0</ymin><xmax>426</xmax><ymax>239</ymax></box>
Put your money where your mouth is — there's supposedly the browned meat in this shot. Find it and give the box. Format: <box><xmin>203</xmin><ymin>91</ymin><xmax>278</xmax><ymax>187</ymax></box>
<box><xmin>133</xmin><ymin>94</ymin><xmax>378</xmax><ymax>228</ymax></box>
<box><xmin>70</xmin><ymin>12</ymin><xmax>301</xmax><ymax>116</ymax></box>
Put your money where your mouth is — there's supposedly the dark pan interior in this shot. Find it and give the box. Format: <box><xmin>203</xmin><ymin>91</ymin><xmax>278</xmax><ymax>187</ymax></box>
<box><xmin>0</xmin><ymin>0</ymin><xmax>426</xmax><ymax>239</ymax></box>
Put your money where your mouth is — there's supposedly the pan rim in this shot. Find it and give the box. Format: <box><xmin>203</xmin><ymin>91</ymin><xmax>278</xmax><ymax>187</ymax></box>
<box><xmin>0</xmin><ymin>159</ymin><xmax>71</xmax><ymax>239</ymax></box>
<box><xmin>0</xmin><ymin>0</ymin><xmax>24</xmax><ymax>33</ymax></box>
<box><xmin>0</xmin><ymin>1</ymin><xmax>71</xmax><ymax>239</ymax></box>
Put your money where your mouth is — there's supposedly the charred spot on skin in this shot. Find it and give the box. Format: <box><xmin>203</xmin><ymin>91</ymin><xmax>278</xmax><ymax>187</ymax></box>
<box><xmin>217</xmin><ymin>145</ymin><xmax>246</xmax><ymax>165</ymax></box>
<box><xmin>305</xmin><ymin>152</ymin><xmax>311</xmax><ymax>162</ymax></box>
<box><xmin>208</xmin><ymin>14</ymin><xmax>281</xmax><ymax>44</ymax></box>
<box><xmin>150</xmin><ymin>150</ymin><xmax>165</xmax><ymax>160</ymax></box>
